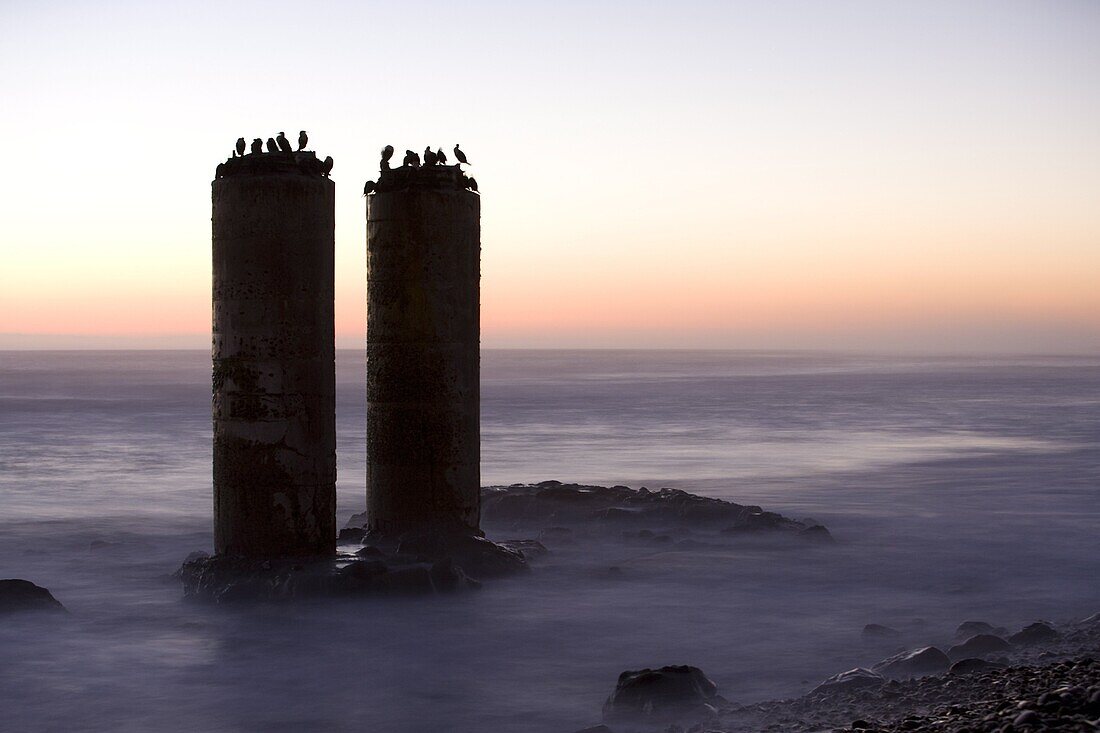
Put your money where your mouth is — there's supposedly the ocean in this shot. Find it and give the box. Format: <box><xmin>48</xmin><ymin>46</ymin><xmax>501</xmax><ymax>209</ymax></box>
<box><xmin>1</xmin><ymin>349</ymin><xmax>1098</xmax><ymax>732</ymax></box>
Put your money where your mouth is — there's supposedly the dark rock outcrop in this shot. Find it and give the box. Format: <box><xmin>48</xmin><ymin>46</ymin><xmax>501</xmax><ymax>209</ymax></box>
<box><xmin>862</xmin><ymin>623</ymin><xmax>902</xmax><ymax>640</ymax></box>
<box><xmin>811</xmin><ymin>668</ymin><xmax>885</xmax><ymax>695</ymax></box>
<box><xmin>603</xmin><ymin>665</ymin><xmax>724</xmax><ymax>724</ymax></box>
<box><xmin>0</xmin><ymin>579</ymin><xmax>66</xmax><ymax>614</ymax></box>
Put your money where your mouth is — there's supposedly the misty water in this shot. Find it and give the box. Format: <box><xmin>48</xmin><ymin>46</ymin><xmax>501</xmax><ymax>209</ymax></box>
<box><xmin>1</xmin><ymin>350</ymin><xmax>1098</xmax><ymax>732</ymax></box>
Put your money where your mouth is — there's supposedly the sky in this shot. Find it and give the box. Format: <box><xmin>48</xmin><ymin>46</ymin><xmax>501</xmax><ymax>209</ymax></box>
<box><xmin>1</xmin><ymin>0</ymin><xmax>1098</xmax><ymax>352</ymax></box>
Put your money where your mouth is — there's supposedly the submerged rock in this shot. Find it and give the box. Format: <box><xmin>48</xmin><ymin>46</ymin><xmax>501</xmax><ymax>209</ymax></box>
<box><xmin>1009</xmin><ymin>621</ymin><xmax>1059</xmax><ymax>646</ymax></box>
<box><xmin>862</xmin><ymin>623</ymin><xmax>902</xmax><ymax>640</ymax></box>
<box><xmin>0</xmin><ymin>579</ymin><xmax>66</xmax><ymax>614</ymax></box>
<box><xmin>947</xmin><ymin>633</ymin><xmax>1011</xmax><ymax>660</ymax></box>
<box><xmin>872</xmin><ymin>646</ymin><xmax>950</xmax><ymax>679</ymax></box>
<box><xmin>603</xmin><ymin>665</ymin><xmax>724</xmax><ymax>724</ymax></box>
<box><xmin>954</xmin><ymin>620</ymin><xmax>1006</xmax><ymax>640</ymax></box>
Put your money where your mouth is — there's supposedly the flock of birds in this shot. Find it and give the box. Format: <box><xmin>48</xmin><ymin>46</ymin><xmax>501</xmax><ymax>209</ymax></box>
<box><xmin>224</xmin><ymin>133</ymin><xmax>476</xmax><ymax>190</ymax></box>
<box><xmin>229</xmin><ymin>130</ymin><xmax>333</xmax><ymax>175</ymax></box>
<box><xmin>364</xmin><ymin>144</ymin><xmax>477</xmax><ymax>194</ymax></box>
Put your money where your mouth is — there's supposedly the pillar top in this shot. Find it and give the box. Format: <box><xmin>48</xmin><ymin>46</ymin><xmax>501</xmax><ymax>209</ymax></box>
<box><xmin>214</xmin><ymin>150</ymin><xmax>334</xmax><ymax>181</ymax></box>
<box><xmin>370</xmin><ymin>164</ymin><xmax>478</xmax><ymax>195</ymax></box>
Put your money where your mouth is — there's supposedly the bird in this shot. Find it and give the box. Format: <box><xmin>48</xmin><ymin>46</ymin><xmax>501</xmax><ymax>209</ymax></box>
<box><xmin>297</xmin><ymin>131</ymin><xmax>308</xmax><ymax>151</ymax></box>
<box><xmin>250</xmin><ymin>138</ymin><xmax>264</xmax><ymax>155</ymax></box>
<box><xmin>403</xmin><ymin>150</ymin><xmax>421</xmax><ymax>167</ymax></box>
<box><xmin>380</xmin><ymin>145</ymin><xmax>394</xmax><ymax>169</ymax></box>
<box><xmin>363</xmin><ymin>181</ymin><xmax>375</xmax><ymax>196</ymax></box>
<box><xmin>467</xmin><ymin>177</ymin><xmax>478</xmax><ymax>192</ymax></box>
<box><xmin>321</xmin><ymin>156</ymin><xmax>334</xmax><ymax>176</ymax></box>
<box><xmin>266</xmin><ymin>137</ymin><xmax>278</xmax><ymax>153</ymax></box>
<box><xmin>236</xmin><ymin>137</ymin><xmax>246</xmax><ymax>157</ymax></box>
<box><xmin>276</xmin><ymin>132</ymin><xmax>292</xmax><ymax>153</ymax></box>
<box><xmin>424</xmin><ymin>146</ymin><xmax>438</xmax><ymax>166</ymax></box>
<box><xmin>453</xmin><ymin>144</ymin><xmax>469</xmax><ymax>166</ymax></box>
<box><xmin>216</xmin><ymin>162</ymin><xmax>226</xmax><ymax>178</ymax></box>
<box><xmin>436</xmin><ymin>148</ymin><xmax>448</xmax><ymax>165</ymax></box>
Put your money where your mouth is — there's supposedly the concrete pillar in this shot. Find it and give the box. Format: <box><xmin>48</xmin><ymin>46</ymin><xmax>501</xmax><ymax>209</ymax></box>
<box><xmin>366</xmin><ymin>164</ymin><xmax>481</xmax><ymax>535</ymax></box>
<box><xmin>211</xmin><ymin>150</ymin><xmax>336</xmax><ymax>557</ymax></box>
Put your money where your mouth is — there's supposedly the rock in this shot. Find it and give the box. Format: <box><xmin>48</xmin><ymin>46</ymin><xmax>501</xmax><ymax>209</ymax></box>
<box><xmin>338</xmin><ymin>527</ymin><xmax>366</xmax><ymax>544</ymax></box>
<box><xmin>184</xmin><ymin>550</ymin><xmax>210</xmax><ymax>563</ymax></box>
<box><xmin>872</xmin><ymin>646</ymin><xmax>950</xmax><ymax>679</ymax></box>
<box><xmin>394</xmin><ymin>531</ymin><xmax>528</xmax><ymax>578</ymax></box>
<box><xmin>1079</xmin><ymin>611</ymin><xmax>1100</xmax><ymax>625</ymax></box>
<box><xmin>1013</xmin><ymin>710</ymin><xmax>1042</xmax><ymax>727</ymax></box>
<box><xmin>355</xmin><ymin>545</ymin><xmax>384</xmax><ymax>558</ymax></box>
<box><xmin>851</xmin><ymin>720</ymin><xmax>873</xmax><ymax>730</ymax></box>
<box><xmin>374</xmin><ymin>566</ymin><xmax>434</xmax><ymax>595</ymax></box>
<box><xmin>862</xmin><ymin>623</ymin><xmax>902</xmax><ymax>639</ymax></box>
<box><xmin>602</xmin><ymin>665</ymin><xmax>723</xmax><ymax>724</ymax></box>
<box><xmin>0</xmin><ymin>579</ymin><xmax>66</xmax><ymax>614</ymax></box>
<box><xmin>798</xmin><ymin>525</ymin><xmax>834</xmax><ymax>543</ymax></box>
<box><xmin>811</xmin><ymin>668</ymin><xmax>884</xmax><ymax>695</ymax></box>
<box><xmin>1009</xmin><ymin>622</ymin><xmax>1059</xmax><ymax>646</ymax></box>
<box><xmin>496</xmin><ymin>539</ymin><xmax>549</xmax><ymax>560</ymax></box>
<box><xmin>947</xmin><ymin>634</ymin><xmax>1011</xmax><ymax>660</ymax></box>
<box><xmin>954</xmin><ymin>620</ymin><xmax>1006</xmax><ymax>639</ymax></box>
<box><xmin>572</xmin><ymin>727</ymin><xmax>613</xmax><ymax>733</ymax></box>
<box><xmin>948</xmin><ymin>657</ymin><xmax>1006</xmax><ymax>675</ymax></box>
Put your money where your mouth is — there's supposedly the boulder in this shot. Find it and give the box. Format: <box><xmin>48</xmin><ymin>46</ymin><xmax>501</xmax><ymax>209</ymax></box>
<box><xmin>872</xmin><ymin>646</ymin><xmax>950</xmax><ymax>679</ymax></box>
<box><xmin>1009</xmin><ymin>622</ymin><xmax>1059</xmax><ymax>646</ymax></box>
<box><xmin>948</xmin><ymin>658</ymin><xmax>1006</xmax><ymax>675</ymax></box>
<box><xmin>811</xmin><ymin>668</ymin><xmax>884</xmax><ymax>695</ymax></box>
<box><xmin>954</xmin><ymin>620</ymin><xmax>1006</xmax><ymax>640</ymax></box>
<box><xmin>603</xmin><ymin>665</ymin><xmax>724</xmax><ymax>724</ymax></box>
<box><xmin>0</xmin><ymin>579</ymin><xmax>66</xmax><ymax>614</ymax></box>
<box><xmin>947</xmin><ymin>634</ymin><xmax>1011</xmax><ymax>660</ymax></box>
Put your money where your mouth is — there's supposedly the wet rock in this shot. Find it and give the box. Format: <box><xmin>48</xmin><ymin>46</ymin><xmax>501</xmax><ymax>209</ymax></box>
<box><xmin>374</xmin><ymin>566</ymin><xmax>434</xmax><ymax>595</ymax></box>
<box><xmin>954</xmin><ymin>620</ymin><xmax>1006</xmax><ymax>640</ymax></box>
<box><xmin>947</xmin><ymin>633</ymin><xmax>1011</xmax><ymax>660</ymax></box>
<box><xmin>948</xmin><ymin>657</ymin><xmax>1006</xmax><ymax>675</ymax></box>
<box><xmin>862</xmin><ymin>623</ymin><xmax>902</xmax><ymax>640</ymax></box>
<box><xmin>811</xmin><ymin>668</ymin><xmax>884</xmax><ymax>695</ymax></box>
<box><xmin>184</xmin><ymin>550</ymin><xmax>210</xmax><ymax>563</ymax></box>
<box><xmin>872</xmin><ymin>646</ymin><xmax>950</xmax><ymax>679</ymax></box>
<box><xmin>1009</xmin><ymin>621</ymin><xmax>1059</xmax><ymax>646</ymax></box>
<box><xmin>394</xmin><ymin>531</ymin><xmax>527</xmax><ymax>579</ymax></box>
<box><xmin>497</xmin><ymin>539</ymin><xmax>549</xmax><ymax>560</ymax></box>
<box><xmin>0</xmin><ymin>579</ymin><xmax>66</xmax><ymax>614</ymax></box>
<box><xmin>1013</xmin><ymin>709</ymin><xmax>1041</xmax><ymax>727</ymax></box>
<box><xmin>602</xmin><ymin>665</ymin><xmax>723</xmax><ymax>724</ymax></box>
<box><xmin>798</xmin><ymin>525</ymin><xmax>834</xmax><ymax>543</ymax></box>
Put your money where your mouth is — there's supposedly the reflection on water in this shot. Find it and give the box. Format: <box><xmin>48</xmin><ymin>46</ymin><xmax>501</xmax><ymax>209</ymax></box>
<box><xmin>1</xmin><ymin>350</ymin><xmax>1098</xmax><ymax>732</ymax></box>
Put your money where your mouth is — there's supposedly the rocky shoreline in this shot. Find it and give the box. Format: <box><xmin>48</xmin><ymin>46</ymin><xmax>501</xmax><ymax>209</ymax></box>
<box><xmin>579</xmin><ymin>615</ymin><xmax>1100</xmax><ymax>733</ymax></box>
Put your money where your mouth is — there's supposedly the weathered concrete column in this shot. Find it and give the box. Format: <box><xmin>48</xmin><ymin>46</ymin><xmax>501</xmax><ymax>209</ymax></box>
<box><xmin>366</xmin><ymin>164</ymin><xmax>481</xmax><ymax>535</ymax></box>
<box><xmin>211</xmin><ymin>149</ymin><xmax>336</xmax><ymax>557</ymax></box>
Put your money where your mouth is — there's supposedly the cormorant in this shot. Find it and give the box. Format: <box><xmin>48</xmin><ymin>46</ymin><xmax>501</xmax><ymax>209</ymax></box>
<box><xmin>250</xmin><ymin>138</ymin><xmax>264</xmax><ymax>155</ymax></box>
<box><xmin>321</xmin><ymin>156</ymin><xmax>334</xmax><ymax>176</ymax></box>
<box><xmin>236</xmin><ymin>137</ymin><xmax>246</xmax><ymax>156</ymax></box>
<box><xmin>403</xmin><ymin>150</ymin><xmax>421</xmax><ymax>167</ymax></box>
<box><xmin>297</xmin><ymin>131</ymin><xmax>308</xmax><ymax>151</ymax></box>
<box><xmin>363</xmin><ymin>181</ymin><xmax>375</xmax><ymax>196</ymax></box>
<box><xmin>436</xmin><ymin>148</ymin><xmax>448</xmax><ymax>165</ymax></box>
<box><xmin>380</xmin><ymin>145</ymin><xmax>394</xmax><ymax>169</ymax></box>
<box><xmin>276</xmin><ymin>132</ymin><xmax>292</xmax><ymax>152</ymax></box>
<box><xmin>467</xmin><ymin>177</ymin><xmax>478</xmax><ymax>192</ymax></box>
<box><xmin>453</xmin><ymin>144</ymin><xmax>469</xmax><ymax>165</ymax></box>
<box><xmin>266</xmin><ymin>138</ymin><xmax>278</xmax><ymax>153</ymax></box>
<box><xmin>216</xmin><ymin>163</ymin><xmax>226</xmax><ymax>178</ymax></box>
<box><xmin>424</xmin><ymin>147</ymin><xmax>437</xmax><ymax>166</ymax></box>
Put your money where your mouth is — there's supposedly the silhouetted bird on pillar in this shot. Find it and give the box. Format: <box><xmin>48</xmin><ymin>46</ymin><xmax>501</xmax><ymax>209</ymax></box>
<box><xmin>380</xmin><ymin>145</ymin><xmax>394</xmax><ymax>170</ymax></box>
<box><xmin>297</xmin><ymin>131</ymin><xmax>308</xmax><ymax>151</ymax></box>
<box><xmin>250</xmin><ymin>138</ymin><xmax>264</xmax><ymax>155</ymax></box>
<box><xmin>424</xmin><ymin>147</ymin><xmax>438</xmax><ymax>166</ymax></box>
<box><xmin>467</xmin><ymin>177</ymin><xmax>478</xmax><ymax>192</ymax></box>
<box><xmin>436</xmin><ymin>148</ymin><xmax>448</xmax><ymax>165</ymax></box>
<box><xmin>266</xmin><ymin>138</ymin><xmax>278</xmax><ymax>153</ymax></box>
<box><xmin>276</xmin><ymin>132</ymin><xmax>292</xmax><ymax>153</ymax></box>
<box><xmin>453</xmin><ymin>144</ymin><xmax>469</xmax><ymax>166</ymax></box>
<box><xmin>321</xmin><ymin>156</ymin><xmax>334</xmax><ymax>176</ymax></box>
<box><xmin>236</xmin><ymin>138</ymin><xmax>246</xmax><ymax>157</ymax></box>
<box><xmin>363</xmin><ymin>180</ymin><xmax>375</xmax><ymax>196</ymax></box>
<box><xmin>403</xmin><ymin>150</ymin><xmax>420</xmax><ymax>167</ymax></box>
